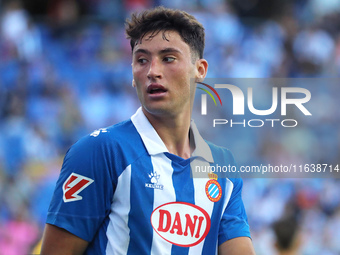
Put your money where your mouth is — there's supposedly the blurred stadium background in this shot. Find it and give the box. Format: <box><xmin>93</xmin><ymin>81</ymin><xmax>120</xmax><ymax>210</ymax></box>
<box><xmin>0</xmin><ymin>0</ymin><xmax>340</xmax><ymax>254</ymax></box>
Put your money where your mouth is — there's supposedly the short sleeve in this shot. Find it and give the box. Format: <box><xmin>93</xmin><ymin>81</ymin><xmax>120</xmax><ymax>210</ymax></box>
<box><xmin>46</xmin><ymin>135</ymin><xmax>114</xmax><ymax>242</ymax></box>
<box><xmin>218</xmin><ymin>177</ymin><xmax>251</xmax><ymax>245</ymax></box>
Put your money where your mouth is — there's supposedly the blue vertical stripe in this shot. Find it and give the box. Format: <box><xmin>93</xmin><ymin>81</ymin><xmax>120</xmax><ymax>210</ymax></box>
<box><xmin>201</xmin><ymin>178</ymin><xmax>226</xmax><ymax>255</ymax></box>
<box><xmin>209</xmin><ymin>184</ymin><xmax>219</xmax><ymax>198</ymax></box>
<box><xmin>169</xmin><ymin>155</ymin><xmax>193</xmax><ymax>255</ymax></box>
<box><xmin>211</xmin><ymin>186</ymin><xmax>219</xmax><ymax>198</ymax></box>
<box><xmin>127</xmin><ymin>154</ymin><xmax>155</xmax><ymax>255</ymax></box>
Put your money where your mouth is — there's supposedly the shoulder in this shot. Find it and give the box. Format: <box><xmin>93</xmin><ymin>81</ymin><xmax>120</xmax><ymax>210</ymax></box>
<box><xmin>76</xmin><ymin>119</ymin><xmax>137</xmax><ymax>147</ymax></box>
<box><xmin>64</xmin><ymin>119</ymin><xmax>145</xmax><ymax>173</ymax></box>
<box><xmin>205</xmin><ymin>140</ymin><xmax>242</xmax><ymax>182</ymax></box>
<box><xmin>56</xmin><ymin>119</ymin><xmax>146</xmax><ymax>197</ymax></box>
<box><xmin>69</xmin><ymin>119</ymin><xmax>141</xmax><ymax>155</ymax></box>
<box><xmin>205</xmin><ymin>140</ymin><xmax>236</xmax><ymax>165</ymax></box>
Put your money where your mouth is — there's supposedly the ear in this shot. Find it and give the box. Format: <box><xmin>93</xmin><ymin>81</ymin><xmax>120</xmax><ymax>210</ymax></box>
<box><xmin>195</xmin><ymin>59</ymin><xmax>208</xmax><ymax>83</ymax></box>
<box><xmin>132</xmin><ymin>79</ymin><xmax>136</xmax><ymax>88</ymax></box>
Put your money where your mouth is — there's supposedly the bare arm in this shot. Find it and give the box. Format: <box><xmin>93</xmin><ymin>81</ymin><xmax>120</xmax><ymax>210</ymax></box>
<box><xmin>41</xmin><ymin>224</ymin><xmax>89</xmax><ymax>255</ymax></box>
<box><xmin>218</xmin><ymin>237</ymin><xmax>256</xmax><ymax>255</ymax></box>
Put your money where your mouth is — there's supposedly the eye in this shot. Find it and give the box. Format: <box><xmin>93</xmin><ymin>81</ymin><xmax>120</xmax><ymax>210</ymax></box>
<box><xmin>137</xmin><ymin>58</ymin><xmax>148</xmax><ymax>64</ymax></box>
<box><xmin>163</xmin><ymin>57</ymin><xmax>176</xmax><ymax>63</ymax></box>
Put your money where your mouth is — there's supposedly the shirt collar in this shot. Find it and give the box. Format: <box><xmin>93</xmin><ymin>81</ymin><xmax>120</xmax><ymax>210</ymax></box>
<box><xmin>131</xmin><ymin>107</ymin><xmax>214</xmax><ymax>163</ymax></box>
<box><xmin>190</xmin><ymin>120</ymin><xmax>214</xmax><ymax>163</ymax></box>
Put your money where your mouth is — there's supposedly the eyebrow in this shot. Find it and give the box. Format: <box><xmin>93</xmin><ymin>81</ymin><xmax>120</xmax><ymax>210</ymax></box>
<box><xmin>133</xmin><ymin>48</ymin><xmax>182</xmax><ymax>56</ymax></box>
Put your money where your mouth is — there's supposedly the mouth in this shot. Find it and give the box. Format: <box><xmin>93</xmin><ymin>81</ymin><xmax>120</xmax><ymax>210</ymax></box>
<box><xmin>147</xmin><ymin>84</ymin><xmax>168</xmax><ymax>95</ymax></box>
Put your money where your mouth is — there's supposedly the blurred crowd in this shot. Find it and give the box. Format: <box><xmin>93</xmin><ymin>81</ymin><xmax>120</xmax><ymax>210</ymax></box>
<box><xmin>0</xmin><ymin>0</ymin><xmax>340</xmax><ymax>254</ymax></box>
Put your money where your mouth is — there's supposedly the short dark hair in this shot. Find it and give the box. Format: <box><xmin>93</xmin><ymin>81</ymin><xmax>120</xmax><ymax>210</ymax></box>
<box><xmin>125</xmin><ymin>6</ymin><xmax>205</xmax><ymax>59</ymax></box>
<box><xmin>272</xmin><ymin>216</ymin><xmax>299</xmax><ymax>250</ymax></box>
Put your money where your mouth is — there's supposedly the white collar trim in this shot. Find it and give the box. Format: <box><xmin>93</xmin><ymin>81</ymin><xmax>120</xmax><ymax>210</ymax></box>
<box><xmin>131</xmin><ymin>107</ymin><xmax>214</xmax><ymax>162</ymax></box>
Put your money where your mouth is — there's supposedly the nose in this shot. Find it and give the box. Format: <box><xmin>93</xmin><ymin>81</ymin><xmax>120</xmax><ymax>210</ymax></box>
<box><xmin>147</xmin><ymin>59</ymin><xmax>162</xmax><ymax>80</ymax></box>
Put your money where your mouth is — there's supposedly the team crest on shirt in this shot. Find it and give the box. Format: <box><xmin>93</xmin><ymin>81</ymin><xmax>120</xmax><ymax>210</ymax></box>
<box><xmin>62</xmin><ymin>173</ymin><xmax>94</xmax><ymax>202</ymax></box>
<box><xmin>145</xmin><ymin>170</ymin><xmax>164</xmax><ymax>190</ymax></box>
<box><xmin>205</xmin><ymin>179</ymin><xmax>222</xmax><ymax>202</ymax></box>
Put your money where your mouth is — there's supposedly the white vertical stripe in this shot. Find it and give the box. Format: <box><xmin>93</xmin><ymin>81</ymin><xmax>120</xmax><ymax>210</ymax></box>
<box><xmin>106</xmin><ymin>165</ymin><xmax>132</xmax><ymax>255</ymax></box>
<box><xmin>150</xmin><ymin>154</ymin><xmax>176</xmax><ymax>255</ymax></box>
<box><xmin>189</xmin><ymin>160</ymin><xmax>215</xmax><ymax>255</ymax></box>
<box><xmin>221</xmin><ymin>179</ymin><xmax>233</xmax><ymax>220</ymax></box>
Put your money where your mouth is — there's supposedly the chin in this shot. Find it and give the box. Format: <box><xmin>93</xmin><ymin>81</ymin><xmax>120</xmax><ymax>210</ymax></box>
<box><xmin>144</xmin><ymin>105</ymin><xmax>169</xmax><ymax>115</ymax></box>
<box><xmin>143</xmin><ymin>104</ymin><xmax>175</xmax><ymax>117</ymax></box>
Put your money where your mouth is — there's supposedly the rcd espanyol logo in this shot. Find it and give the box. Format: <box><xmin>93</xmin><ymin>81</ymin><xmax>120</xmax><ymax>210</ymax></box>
<box><xmin>205</xmin><ymin>179</ymin><xmax>222</xmax><ymax>202</ymax></box>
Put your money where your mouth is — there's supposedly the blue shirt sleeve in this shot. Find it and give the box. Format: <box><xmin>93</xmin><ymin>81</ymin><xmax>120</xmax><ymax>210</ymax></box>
<box><xmin>218</xmin><ymin>177</ymin><xmax>251</xmax><ymax>245</ymax></box>
<box><xmin>46</xmin><ymin>133</ymin><xmax>115</xmax><ymax>242</ymax></box>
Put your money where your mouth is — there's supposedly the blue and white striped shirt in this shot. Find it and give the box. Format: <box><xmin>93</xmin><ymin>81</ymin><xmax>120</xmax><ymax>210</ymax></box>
<box><xmin>47</xmin><ymin>107</ymin><xmax>250</xmax><ymax>255</ymax></box>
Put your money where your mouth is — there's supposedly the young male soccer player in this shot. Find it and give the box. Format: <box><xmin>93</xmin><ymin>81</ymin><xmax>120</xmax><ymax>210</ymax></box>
<box><xmin>41</xmin><ymin>7</ymin><xmax>256</xmax><ymax>255</ymax></box>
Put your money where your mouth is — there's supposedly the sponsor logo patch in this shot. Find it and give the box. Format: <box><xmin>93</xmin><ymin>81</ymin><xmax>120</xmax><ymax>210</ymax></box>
<box><xmin>63</xmin><ymin>173</ymin><xmax>94</xmax><ymax>202</ymax></box>
<box><xmin>150</xmin><ymin>202</ymin><xmax>211</xmax><ymax>247</ymax></box>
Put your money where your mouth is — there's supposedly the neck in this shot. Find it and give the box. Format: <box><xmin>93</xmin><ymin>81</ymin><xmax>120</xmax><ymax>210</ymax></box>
<box><xmin>143</xmin><ymin>108</ymin><xmax>192</xmax><ymax>159</ymax></box>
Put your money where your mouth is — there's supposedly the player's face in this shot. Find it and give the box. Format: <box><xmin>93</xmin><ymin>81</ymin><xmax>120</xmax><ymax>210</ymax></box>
<box><xmin>132</xmin><ymin>30</ymin><xmax>206</xmax><ymax>118</ymax></box>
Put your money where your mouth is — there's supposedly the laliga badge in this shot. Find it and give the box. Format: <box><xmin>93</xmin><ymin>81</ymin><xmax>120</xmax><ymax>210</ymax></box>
<box><xmin>205</xmin><ymin>173</ymin><xmax>222</xmax><ymax>202</ymax></box>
